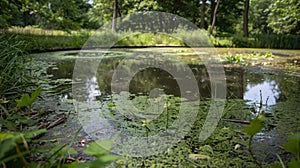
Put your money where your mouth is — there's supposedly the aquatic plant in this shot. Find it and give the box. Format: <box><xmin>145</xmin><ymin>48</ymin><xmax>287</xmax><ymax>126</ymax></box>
<box><xmin>221</xmin><ymin>51</ymin><xmax>275</xmax><ymax>65</ymax></box>
<box><xmin>243</xmin><ymin>91</ymin><xmax>278</xmax><ymax>167</ymax></box>
<box><xmin>225</xmin><ymin>53</ymin><xmax>245</xmax><ymax>65</ymax></box>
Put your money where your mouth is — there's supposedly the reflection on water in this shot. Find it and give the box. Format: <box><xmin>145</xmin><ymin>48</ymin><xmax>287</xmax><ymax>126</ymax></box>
<box><xmin>244</xmin><ymin>79</ymin><xmax>280</xmax><ymax>105</ymax></box>
<box><xmin>86</xmin><ymin>76</ymin><xmax>101</xmax><ymax>101</ymax></box>
<box><xmin>39</xmin><ymin>51</ymin><xmax>298</xmax><ymax>106</ymax></box>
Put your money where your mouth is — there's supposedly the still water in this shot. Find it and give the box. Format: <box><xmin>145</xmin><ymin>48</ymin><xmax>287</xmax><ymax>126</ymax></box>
<box><xmin>32</xmin><ymin>48</ymin><xmax>300</xmax><ymax>160</ymax></box>
<box><xmin>38</xmin><ymin>50</ymin><xmax>298</xmax><ymax>104</ymax></box>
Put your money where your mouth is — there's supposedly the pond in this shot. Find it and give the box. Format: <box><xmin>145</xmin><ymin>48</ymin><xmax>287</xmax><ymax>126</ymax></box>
<box><xmin>31</xmin><ymin>48</ymin><xmax>300</xmax><ymax>167</ymax></box>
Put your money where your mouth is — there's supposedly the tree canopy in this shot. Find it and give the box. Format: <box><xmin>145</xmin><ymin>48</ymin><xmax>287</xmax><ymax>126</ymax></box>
<box><xmin>0</xmin><ymin>0</ymin><xmax>299</xmax><ymax>35</ymax></box>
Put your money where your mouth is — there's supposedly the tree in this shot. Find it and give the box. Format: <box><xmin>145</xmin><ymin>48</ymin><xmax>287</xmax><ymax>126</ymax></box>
<box><xmin>266</xmin><ymin>0</ymin><xmax>300</xmax><ymax>34</ymax></box>
<box><xmin>0</xmin><ymin>0</ymin><xmax>17</xmax><ymax>28</ymax></box>
<box><xmin>243</xmin><ymin>0</ymin><xmax>249</xmax><ymax>37</ymax></box>
<box><xmin>0</xmin><ymin>0</ymin><xmax>34</xmax><ymax>28</ymax></box>
<box><xmin>112</xmin><ymin>0</ymin><xmax>118</xmax><ymax>32</ymax></box>
<box><xmin>209</xmin><ymin>0</ymin><xmax>220</xmax><ymax>35</ymax></box>
<box><xmin>249</xmin><ymin>0</ymin><xmax>273</xmax><ymax>34</ymax></box>
<box><xmin>209</xmin><ymin>0</ymin><xmax>215</xmax><ymax>25</ymax></box>
<box><xmin>200</xmin><ymin>0</ymin><xmax>206</xmax><ymax>29</ymax></box>
<box><xmin>208</xmin><ymin>0</ymin><xmax>244</xmax><ymax>34</ymax></box>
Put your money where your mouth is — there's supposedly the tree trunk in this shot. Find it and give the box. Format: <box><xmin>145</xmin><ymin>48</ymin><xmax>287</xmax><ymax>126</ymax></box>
<box><xmin>209</xmin><ymin>0</ymin><xmax>220</xmax><ymax>35</ymax></box>
<box><xmin>210</xmin><ymin>0</ymin><xmax>215</xmax><ymax>25</ymax></box>
<box><xmin>200</xmin><ymin>0</ymin><xmax>206</xmax><ymax>29</ymax></box>
<box><xmin>243</xmin><ymin>0</ymin><xmax>249</xmax><ymax>37</ymax></box>
<box><xmin>112</xmin><ymin>0</ymin><xmax>118</xmax><ymax>32</ymax></box>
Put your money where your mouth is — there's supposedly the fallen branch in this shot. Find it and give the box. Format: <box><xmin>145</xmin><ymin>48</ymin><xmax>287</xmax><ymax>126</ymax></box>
<box><xmin>47</xmin><ymin>116</ymin><xmax>66</xmax><ymax>129</ymax></box>
<box><xmin>222</xmin><ymin>119</ymin><xmax>250</xmax><ymax>124</ymax></box>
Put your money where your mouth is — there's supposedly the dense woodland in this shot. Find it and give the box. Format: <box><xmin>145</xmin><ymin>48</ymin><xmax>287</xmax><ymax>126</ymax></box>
<box><xmin>1</xmin><ymin>0</ymin><xmax>299</xmax><ymax>35</ymax></box>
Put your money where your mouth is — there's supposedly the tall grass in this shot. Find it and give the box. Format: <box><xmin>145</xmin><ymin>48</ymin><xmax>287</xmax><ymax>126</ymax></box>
<box><xmin>0</xmin><ymin>34</ymin><xmax>34</xmax><ymax>99</ymax></box>
<box><xmin>1</xmin><ymin>27</ymin><xmax>299</xmax><ymax>51</ymax></box>
<box><xmin>117</xmin><ymin>32</ymin><xmax>183</xmax><ymax>46</ymax></box>
<box><xmin>172</xmin><ymin>29</ymin><xmax>212</xmax><ymax>47</ymax></box>
<box><xmin>215</xmin><ymin>34</ymin><xmax>300</xmax><ymax>49</ymax></box>
<box><xmin>252</xmin><ymin>34</ymin><xmax>300</xmax><ymax>49</ymax></box>
<box><xmin>1</xmin><ymin>27</ymin><xmax>91</xmax><ymax>52</ymax></box>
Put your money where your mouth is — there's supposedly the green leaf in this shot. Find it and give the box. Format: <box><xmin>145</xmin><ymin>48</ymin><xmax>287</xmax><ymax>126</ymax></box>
<box><xmin>60</xmin><ymin>147</ymin><xmax>78</xmax><ymax>155</ymax></box>
<box><xmin>77</xmin><ymin>156</ymin><xmax>117</xmax><ymax>168</ymax></box>
<box><xmin>288</xmin><ymin>158</ymin><xmax>300</xmax><ymax>168</ymax></box>
<box><xmin>15</xmin><ymin>87</ymin><xmax>42</xmax><ymax>108</ymax></box>
<box><xmin>269</xmin><ymin>162</ymin><xmax>283</xmax><ymax>168</ymax></box>
<box><xmin>24</xmin><ymin>129</ymin><xmax>47</xmax><ymax>139</ymax></box>
<box><xmin>16</xmin><ymin>93</ymin><xmax>31</xmax><ymax>107</ymax></box>
<box><xmin>244</xmin><ymin>114</ymin><xmax>266</xmax><ymax>136</ymax></box>
<box><xmin>30</xmin><ymin>86</ymin><xmax>42</xmax><ymax>103</ymax></box>
<box><xmin>99</xmin><ymin>155</ymin><xmax>119</xmax><ymax>162</ymax></box>
<box><xmin>51</xmin><ymin>146</ymin><xmax>78</xmax><ymax>156</ymax></box>
<box><xmin>0</xmin><ymin>134</ymin><xmax>20</xmax><ymax>161</ymax></box>
<box><xmin>83</xmin><ymin>140</ymin><xmax>112</xmax><ymax>158</ymax></box>
<box><xmin>63</xmin><ymin>161</ymin><xmax>79</xmax><ymax>168</ymax></box>
<box><xmin>282</xmin><ymin>133</ymin><xmax>300</xmax><ymax>159</ymax></box>
<box><xmin>0</xmin><ymin>132</ymin><xmax>14</xmax><ymax>141</ymax></box>
<box><xmin>76</xmin><ymin>159</ymin><xmax>107</xmax><ymax>168</ymax></box>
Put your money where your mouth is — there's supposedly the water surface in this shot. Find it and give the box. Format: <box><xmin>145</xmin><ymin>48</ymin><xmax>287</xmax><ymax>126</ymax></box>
<box><xmin>32</xmin><ymin>48</ymin><xmax>300</xmax><ymax>162</ymax></box>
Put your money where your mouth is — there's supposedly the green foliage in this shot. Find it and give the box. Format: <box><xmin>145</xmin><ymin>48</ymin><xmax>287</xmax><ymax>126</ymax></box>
<box><xmin>217</xmin><ymin>38</ymin><xmax>233</xmax><ymax>47</ymax></box>
<box><xmin>172</xmin><ymin>29</ymin><xmax>211</xmax><ymax>47</ymax></box>
<box><xmin>253</xmin><ymin>34</ymin><xmax>300</xmax><ymax>49</ymax></box>
<box><xmin>0</xmin><ymin>0</ymin><xmax>26</xmax><ymax>28</ymax></box>
<box><xmin>0</xmin><ymin>87</ymin><xmax>41</xmax><ymax>130</ymax></box>
<box><xmin>266</xmin><ymin>0</ymin><xmax>300</xmax><ymax>34</ymax></box>
<box><xmin>117</xmin><ymin>32</ymin><xmax>183</xmax><ymax>46</ymax></box>
<box><xmin>0</xmin><ymin>133</ymin><xmax>116</xmax><ymax>168</ymax></box>
<box><xmin>250</xmin><ymin>0</ymin><xmax>299</xmax><ymax>35</ymax></box>
<box><xmin>0</xmin><ymin>130</ymin><xmax>46</xmax><ymax>166</ymax></box>
<box><xmin>242</xmin><ymin>91</ymin><xmax>270</xmax><ymax>167</ymax></box>
<box><xmin>3</xmin><ymin>28</ymin><xmax>300</xmax><ymax>50</ymax></box>
<box><xmin>249</xmin><ymin>0</ymin><xmax>273</xmax><ymax>34</ymax></box>
<box><xmin>232</xmin><ymin>35</ymin><xmax>253</xmax><ymax>47</ymax></box>
<box><xmin>225</xmin><ymin>54</ymin><xmax>244</xmax><ymax>65</ymax></box>
<box><xmin>83</xmin><ymin>140</ymin><xmax>112</xmax><ymax>157</ymax></box>
<box><xmin>221</xmin><ymin>51</ymin><xmax>274</xmax><ymax>65</ymax></box>
<box><xmin>288</xmin><ymin>158</ymin><xmax>300</xmax><ymax>168</ymax></box>
<box><xmin>0</xmin><ymin>0</ymin><xmax>299</xmax><ymax>38</ymax></box>
<box><xmin>1</xmin><ymin>31</ymin><xmax>90</xmax><ymax>53</ymax></box>
<box><xmin>282</xmin><ymin>133</ymin><xmax>300</xmax><ymax>160</ymax></box>
<box><xmin>214</xmin><ymin>0</ymin><xmax>244</xmax><ymax>33</ymax></box>
<box><xmin>273</xmin><ymin>133</ymin><xmax>300</xmax><ymax>168</ymax></box>
<box><xmin>0</xmin><ymin>0</ymin><xmax>93</xmax><ymax>30</ymax></box>
<box><xmin>16</xmin><ymin>87</ymin><xmax>41</xmax><ymax>108</ymax></box>
<box><xmin>0</xmin><ymin>34</ymin><xmax>34</xmax><ymax>98</ymax></box>
<box><xmin>1</xmin><ymin>93</ymin><xmax>116</xmax><ymax>168</ymax></box>
<box><xmin>72</xmin><ymin>140</ymin><xmax>118</xmax><ymax>168</ymax></box>
<box><xmin>244</xmin><ymin>114</ymin><xmax>266</xmax><ymax>136</ymax></box>
<box><xmin>215</xmin><ymin>34</ymin><xmax>300</xmax><ymax>49</ymax></box>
